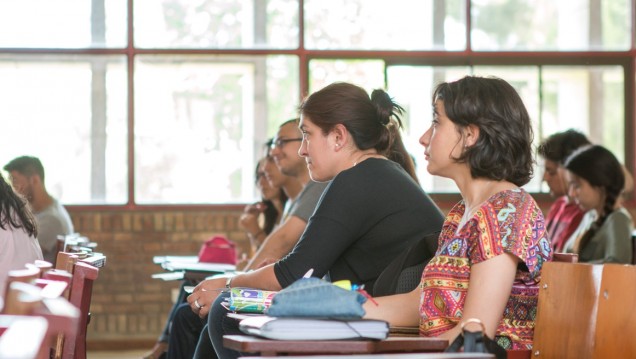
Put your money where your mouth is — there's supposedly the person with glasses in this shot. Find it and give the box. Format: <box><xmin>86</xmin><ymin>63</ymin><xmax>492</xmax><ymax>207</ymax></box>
<box><xmin>165</xmin><ymin>123</ymin><xmax>329</xmax><ymax>359</ymax></box>
<box><xmin>189</xmin><ymin>82</ymin><xmax>444</xmax><ymax>359</ymax></box>
<box><xmin>242</xmin><ymin>119</ymin><xmax>329</xmax><ymax>271</ymax></box>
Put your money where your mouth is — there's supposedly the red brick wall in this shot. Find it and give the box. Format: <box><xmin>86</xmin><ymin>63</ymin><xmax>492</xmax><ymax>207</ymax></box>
<box><xmin>69</xmin><ymin>208</ymin><xmax>248</xmax><ymax>344</ymax></box>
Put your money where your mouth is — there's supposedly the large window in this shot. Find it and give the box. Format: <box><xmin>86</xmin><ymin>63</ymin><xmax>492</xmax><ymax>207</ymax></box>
<box><xmin>0</xmin><ymin>0</ymin><xmax>634</xmax><ymax>205</ymax></box>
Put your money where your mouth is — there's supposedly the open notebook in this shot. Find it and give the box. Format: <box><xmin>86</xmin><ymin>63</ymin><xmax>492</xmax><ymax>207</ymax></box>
<box><xmin>238</xmin><ymin>315</ymin><xmax>389</xmax><ymax>341</ymax></box>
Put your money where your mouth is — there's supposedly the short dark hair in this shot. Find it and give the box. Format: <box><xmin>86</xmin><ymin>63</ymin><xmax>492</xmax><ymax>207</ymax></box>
<box><xmin>433</xmin><ymin>76</ymin><xmax>534</xmax><ymax>186</ymax></box>
<box><xmin>4</xmin><ymin>156</ymin><xmax>45</xmax><ymax>181</ymax></box>
<box><xmin>538</xmin><ymin>129</ymin><xmax>591</xmax><ymax>164</ymax></box>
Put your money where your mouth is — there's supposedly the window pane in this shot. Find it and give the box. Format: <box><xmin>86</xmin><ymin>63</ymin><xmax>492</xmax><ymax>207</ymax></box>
<box><xmin>309</xmin><ymin>59</ymin><xmax>386</xmax><ymax>94</ymax></box>
<box><xmin>540</xmin><ymin>65</ymin><xmax>625</xmax><ymax>162</ymax></box>
<box><xmin>0</xmin><ymin>0</ymin><xmax>127</xmax><ymax>48</ymax></box>
<box><xmin>134</xmin><ymin>0</ymin><xmax>299</xmax><ymax>49</ymax></box>
<box><xmin>386</xmin><ymin>66</ymin><xmax>471</xmax><ymax>193</ymax></box>
<box><xmin>134</xmin><ymin>55</ymin><xmax>299</xmax><ymax>204</ymax></box>
<box><xmin>472</xmin><ymin>0</ymin><xmax>632</xmax><ymax>51</ymax></box>
<box><xmin>305</xmin><ymin>0</ymin><xmax>466</xmax><ymax>50</ymax></box>
<box><xmin>0</xmin><ymin>55</ymin><xmax>128</xmax><ymax>204</ymax></box>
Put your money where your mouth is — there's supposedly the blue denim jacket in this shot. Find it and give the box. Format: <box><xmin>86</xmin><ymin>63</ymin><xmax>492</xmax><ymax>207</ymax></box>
<box><xmin>265</xmin><ymin>277</ymin><xmax>366</xmax><ymax>318</ymax></box>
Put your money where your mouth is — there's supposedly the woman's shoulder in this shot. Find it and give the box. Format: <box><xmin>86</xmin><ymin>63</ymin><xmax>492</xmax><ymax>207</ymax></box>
<box><xmin>487</xmin><ymin>188</ymin><xmax>538</xmax><ymax>211</ymax></box>
<box><xmin>612</xmin><ymin>207</ymin><xmax>633</xmax><ymax>219</ymax></box>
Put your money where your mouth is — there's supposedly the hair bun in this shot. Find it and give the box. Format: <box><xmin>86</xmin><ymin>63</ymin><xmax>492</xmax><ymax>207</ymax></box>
<box><xmin>371</xmin><ymin>89</ymin><xmax>393</xmax><ymax>126</ymax></box>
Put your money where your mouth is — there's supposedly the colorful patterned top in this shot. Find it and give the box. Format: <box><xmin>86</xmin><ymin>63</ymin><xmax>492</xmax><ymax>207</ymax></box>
<box><xmin>419</xmin><ymin>188</ymin><xmax>552</xmax><ymax>350</ymax></box>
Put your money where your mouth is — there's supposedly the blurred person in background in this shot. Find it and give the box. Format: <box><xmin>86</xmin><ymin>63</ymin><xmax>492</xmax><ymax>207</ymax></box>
<box><xmin>537</xmin><ymin>129</ymin><xmax>591</xmax><ymax>252</ymax></box>
<box><xmin>0</xmin><ymin>171</ymin><xmax>43</xmax><ymax>293</ymax></box>
<box><xmin>4</xmin><ymin>156</ymin><xmax>74</xmax><ymax>264</ymax></box>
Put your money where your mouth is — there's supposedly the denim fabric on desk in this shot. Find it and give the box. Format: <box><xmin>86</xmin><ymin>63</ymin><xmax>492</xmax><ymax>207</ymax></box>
<box><xmin>265</xmin><ymin>277</ymin><xmax>366</xmax><ymax>318</ymax></box>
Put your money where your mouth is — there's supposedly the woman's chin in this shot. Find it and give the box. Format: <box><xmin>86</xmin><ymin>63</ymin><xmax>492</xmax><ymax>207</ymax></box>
<box><xmin>309</xmin><ymin>171</ymin><xmax>329</xmax><ymax>183</ymax></box>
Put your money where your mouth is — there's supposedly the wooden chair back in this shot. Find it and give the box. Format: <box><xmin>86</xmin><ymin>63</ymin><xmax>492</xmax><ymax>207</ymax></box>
<box><xmin>41</xmin><ymin>270</ymin><xmax>74</xmax><ymax>299</ymax></box>
<box><xmin>552</xmin><ymin>252</ymin><xmax>578</xmax><ymax>263</ymax></box>
<box><xmin>2</xmin><ymin>282</ymin><xmax>43</xmax><ymax>316</ymax></box>
<box><xmin>61</xmin><ymin>261</ymin><xmax>99</xmax><ymax>359</ymax></box>
<box><xmin>531</xmin><ymin>262</ymin><xmax>636</xmax><ymax>358</ymax></box>
<box><xmin>0</xmin><ymin>315</ymin><xmax>50</xmax><ymax>359</ymax></box>
<box><xmin>0</xmin><ymin>280</ymin><xmax>79</xmax><ymax>359</ymax></box>
<box><xmin>3</xmin><ymin>266</ymin><xmax>41</xmax><ymax>300</ymax></box>
<box><xmin>632</xmin><ymin>230</ymin><xmax>636</xmax><ymax>264</ymax></box>
<box><xmin>55</xmin><ymin>252</ymin><xmax>79</xmax><ymax>272</ymax></box>
<box><xmin>33</xmin><ymin>260</ymin><xmax>54</xmax><ymax>277</ymax></box>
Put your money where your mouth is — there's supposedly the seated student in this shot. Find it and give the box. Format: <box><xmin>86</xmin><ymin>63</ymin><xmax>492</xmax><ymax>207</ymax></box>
<box><xmin>238</xmin><ymin>154</ymin><xmax>288</xmax><ymax>265</ymax></box>
<box><xmin>562</xmin><ymin>145</ymin><xmax>633</xmax><ymax>264</ymax></box>
<box><xmin>242</xmin><ymin>120</ymin><xmax>329</xmax><ymax>271</ymax></box>
<box><xmin>164</xmin><ymin>127</ymin><xmax>329</xmax><ymax>359</ymax></box>
<box><xmin>0</xmin><ymin>172</ymin><xmax>43</xmax><ymax>292</ymax></box>
<box><xmin>4</xmin><ymin>156</ymin><xmax>74</xmax><ymax>264</ymax></box>
<box><xmin>190</xmin><ymin>82</ymin><xmax>445</xmax><ymax>359</ymax></box>
<box><xmin>364</xmin><ymin>76</ymin><xmax>552</xmax><ymax>350</ymax></box>
<box><xmin>537</xmin><ymin>129</ymin><xmax>591</xmax><ymax>252</ymax></box>
<box><xmin>144</xmin><ymin>136</ymin><xmax>319</xmax><ymax>359</ymax></box>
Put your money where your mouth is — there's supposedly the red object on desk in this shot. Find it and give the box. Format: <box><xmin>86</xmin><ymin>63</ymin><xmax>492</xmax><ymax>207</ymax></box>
<box><xmin>198</xmin><ymin>235</ymin><xmax>237</xmax><ymax>264</ymax></box>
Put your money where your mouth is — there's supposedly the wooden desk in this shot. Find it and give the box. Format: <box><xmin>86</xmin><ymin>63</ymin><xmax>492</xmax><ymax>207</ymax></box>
<box><xmin>152</xmin><ymin>256</ymin><xmax>236</xmax><ymax>282</ymax></box>
<box><xmin>79</xmin><ymin>253</ymin><xmax>107</xmax><ymax>268</ymax></box>
<box><xmin>241</xmin><ymin>353</ymin><xmax>494</xmax><ymax>359</ymax></box>
<box><xmin>224</xmin><ymin>335</ymin><xmax>448</xmax><ymax>356</ymax></box>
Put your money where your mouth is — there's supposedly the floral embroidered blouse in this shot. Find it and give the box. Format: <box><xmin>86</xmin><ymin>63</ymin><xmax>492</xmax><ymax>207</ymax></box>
<box><xmin>419</xmin><ymin>188</ymin><xmax>552</xmax><ymax>350</ymax></box>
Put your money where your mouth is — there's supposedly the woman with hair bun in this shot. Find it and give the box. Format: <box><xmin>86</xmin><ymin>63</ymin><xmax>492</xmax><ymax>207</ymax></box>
<box><xmin>562</xmin><ymin>145</ymin><xmax>633</xmax><ymax>263</ymax></box>
<box><xmin>190</xmin><ymin>82</ymin><xmax>445</xmax><ymax>359</ymax></box>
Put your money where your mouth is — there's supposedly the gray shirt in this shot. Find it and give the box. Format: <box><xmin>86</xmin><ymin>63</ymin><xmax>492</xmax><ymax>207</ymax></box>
<box><xmin>35</xmin><ymin>198</ymin><xmax>74</xmax><ymax>263</ymax></box>
<box><xmin>285</xmin><ymin>180</ymin><xmax>328</xmax><ymax>222</ymax></box>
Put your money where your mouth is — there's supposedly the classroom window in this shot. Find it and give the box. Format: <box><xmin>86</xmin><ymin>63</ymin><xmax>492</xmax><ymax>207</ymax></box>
<box><xmin>0</xmin><ymin>0</ymin><xmax>633</xmax><ymax>205</ymax></box>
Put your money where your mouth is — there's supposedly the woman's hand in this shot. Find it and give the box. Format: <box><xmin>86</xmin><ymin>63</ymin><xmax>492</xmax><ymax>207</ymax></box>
<box><xmin>187</xmin><ymin>277</ymin><xmax>227</xmax><ymax>318</ymax></box>
<box><xmin>239</xmin><ymin>202</ymin><xmax>267</xmax><ymax>236</ymax></box>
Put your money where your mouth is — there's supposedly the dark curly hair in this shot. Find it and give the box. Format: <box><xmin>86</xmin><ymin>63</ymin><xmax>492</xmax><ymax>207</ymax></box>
<box><xmin>433</xmin><ymin>76</ymin><xmax>534</xmax><ymax>186</ymax></box>
<box><xmin>0</xmin><ymin>172</ymin><xmax>38</xmax><ymax>237</ymax></box>
<box><xmin>538</xmin><ymin>129</ymin><xmax>591</xmax><ymax>164</ymax></box>
<box><xmin>299</xmin><ymin>82</ymin><xmax>418</xmax><ymax>182</ymax></box>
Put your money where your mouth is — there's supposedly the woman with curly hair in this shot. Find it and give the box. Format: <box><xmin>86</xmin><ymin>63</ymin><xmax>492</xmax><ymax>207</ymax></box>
<box><xmin>365</xmin><ymin>76</ymin><xmax>552</xmax><ymax>350</ymax></box>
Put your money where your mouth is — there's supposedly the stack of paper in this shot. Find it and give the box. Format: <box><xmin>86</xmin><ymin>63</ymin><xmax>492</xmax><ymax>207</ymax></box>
<box><xmin>161</xmin><ymin>261</ymin><xmax>235</xmax><ymax>273</ymax></box>
<box><xmin>239</xmin><ymin>315</ymin><xmax>389</xmax><ymax>340</ymax></box>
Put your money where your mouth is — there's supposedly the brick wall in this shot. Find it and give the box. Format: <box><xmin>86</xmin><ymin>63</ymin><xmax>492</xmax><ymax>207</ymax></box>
<box><xmin>68</xmin><ymin>208</ymin><xmax>247</xmax><ymax>345</ymax></box>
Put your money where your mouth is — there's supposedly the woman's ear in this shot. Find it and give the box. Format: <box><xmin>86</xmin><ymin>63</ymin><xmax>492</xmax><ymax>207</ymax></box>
<box><xmin>464</xmin><ymin>124</ymin><xmax>480</xmax><ymax>147</ymax></box>
<box><xmin>331</xmin><ymin>123</ymin><xmax>349</xmax><ymax>151</ymax></box>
